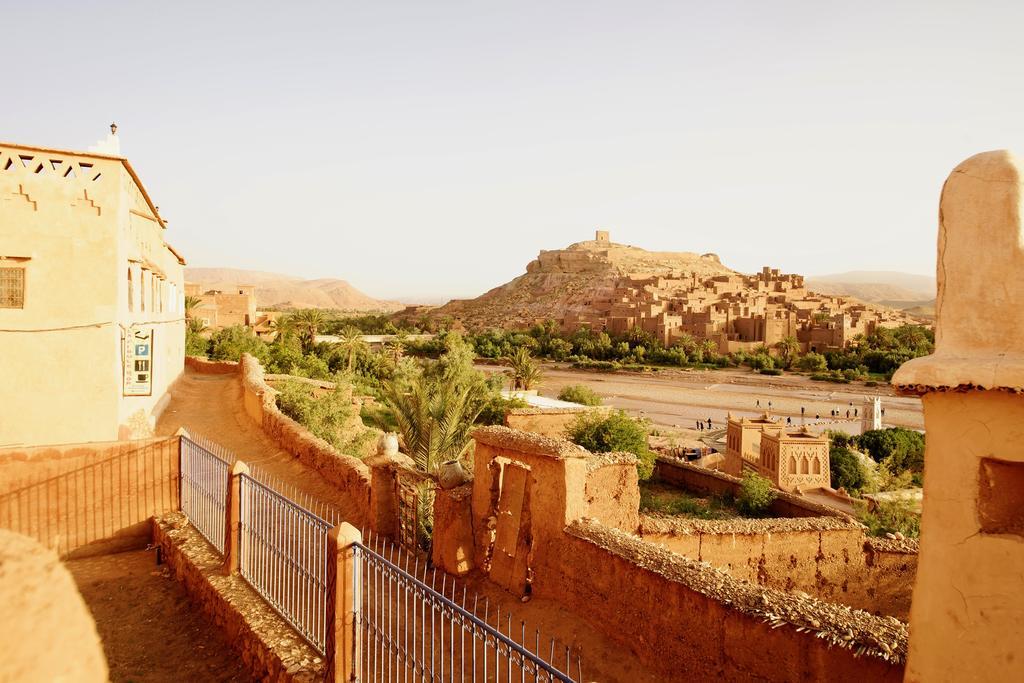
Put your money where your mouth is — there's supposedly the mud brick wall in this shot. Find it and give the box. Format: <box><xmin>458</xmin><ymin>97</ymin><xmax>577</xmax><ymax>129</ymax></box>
<box><xmin>0</xmin><ymin>436</ymin><xmax>180</xmax><ymax>558</ymax></box>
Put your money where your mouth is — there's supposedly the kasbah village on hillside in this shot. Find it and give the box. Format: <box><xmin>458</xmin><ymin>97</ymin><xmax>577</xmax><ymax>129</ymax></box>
<box><xmin>1</xmin><ymin>10</ymin><xmax>1023</xmax><ymax>683</ymax></box>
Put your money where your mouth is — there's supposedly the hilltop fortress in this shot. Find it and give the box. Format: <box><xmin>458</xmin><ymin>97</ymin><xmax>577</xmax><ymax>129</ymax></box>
<box><xmin>420</xmin><ymin>231</ymin><xmax>921</xmax><ymax>353</ymax></box>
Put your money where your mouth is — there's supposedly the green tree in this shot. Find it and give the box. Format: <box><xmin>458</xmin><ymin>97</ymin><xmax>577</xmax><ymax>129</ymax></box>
<box><xmin>286</xmin><ymin>309</ymin><xmax>327</xmax><ymax>353</ymax></box>
<box><xmin>507</xmin><ymin>347</ymin><xmax>543</xmax><ymax>391</ymax></box>
<box><xmin>829</xmin><ymin>446</ymin><xmax>870</xmax><ymax>493</ymax></box>
<box><xmin>184</xmin><ymin>295</ymin><xmax>202</xmax><ymax>320</ymax></box>
<box><xmin>773</xmin><ymin>336</ymin><xmax>800</xmax><ymax>369</ymax></box>
<box><xmin>857</xmin><ymin>428</ymin><xmax>925</xmax><ymax>473</ymax></box>
<box><xmin>335</xmin><ymin>326</ymin><xmax>369</xmax><ymax>372</ymax></box>
<box><xmin>209</xmin><ymin>325</ymin><xmax>268</xmax><ymax>362</ymax></box>
<box><xmin>557</xmin><ymin>384</ymin><xmax>603</xmax><ymax>406</ymax></box>
<box><xmin>859</xmin><ymin>499</ymin><xmax>921</xmax><ymax>539</ymax></box>
<box><xmin>566</xmin><ymin>410</ymin><xmax>654</xmax><ymax>479</ymax></box>
<box><xmin>736</xmin><ymin>471</ymin><xmax>777</xmax><ymax>516</ymax></box>
<box><xmin>797</xmin><ymin>352</ymin><xmax>828</xmax><ymax>372</ymax></box>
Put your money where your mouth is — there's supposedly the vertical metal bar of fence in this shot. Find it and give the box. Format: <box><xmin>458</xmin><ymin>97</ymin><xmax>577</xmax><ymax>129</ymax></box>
<box><xmin>236</xmin><ymin>473</ymin><xmax>332</xmax><ymax>655</ymax></box>
<box><xmin>178</xmin><ymin>436</ymin><xmax>229</xmax><ymax>554</ymax></box>
<box><xmin>353</xmin><ymin>542</ymin><xmax>576</xmax><ymax>683</ymax></box>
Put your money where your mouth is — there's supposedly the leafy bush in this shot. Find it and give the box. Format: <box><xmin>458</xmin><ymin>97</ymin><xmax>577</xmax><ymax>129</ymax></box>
<box><xmin>566</xmin><ymin>410</ymin><xmax>654</xmax><ymax>479</ymax></box>
<box><xmin>858</xmin><ymin>428</ymin><xmax>925</xmax><ymax>473</ymax></box>
<box><xmin>476</xmin><ymin>395</ymin><xmax>528</xmax><ymax>426</ymax></box>
<box><xmin>572</xmin><ymin>359</ymin><xmax>621</xmax><ymax>372</ymax></box>
<box><xmin>830</xmin><ymin>446</ymin><xmax>870</xmax><ymax>493</ymax></box>
<box><xmin>209</xmin><ymin>325</ymin><xmax>268</xmax><ymax>363</ymax></box>
<box><xmin>797</xmin><ymin>352</ymin><xmax>828</xmax><ymax>372</ymax></box>
<box><xmin>275</xmin><ymin>380</ymin><xmax>376</xmax><ymax>457</ymax></box>
<box><xmin>759</xmin><ymin>368</ymin><xmax>782</xmax><ymax>376</ymax></box>
<box><xmin>185</xmin><ymin>329</ymin><xmax>210</xmax><ymax>357</ymax></box>
<box><xmin>557</xmin><ymin>384</ymin><xmax>603</xmax><ymax>406</ymax></box>
<box><xmin>736</xmin><ymin>472</ymin><xmax>777</xmax><ymax>516</ymax></box>
<box><xmin>748</xmin><ymin>353</ymin><xmax>774</xmax><ymax>371</ymax></box>
<box><xmin>859</xmin><ymin>499</ymin><xmax>921</xmax><ymax>538</ymax></box>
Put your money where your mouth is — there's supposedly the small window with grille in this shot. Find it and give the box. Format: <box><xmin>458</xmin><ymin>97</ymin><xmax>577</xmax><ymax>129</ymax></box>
<box><xmin>0</xmin><ymin>267</ymin><xmax>25</xmax><ymax>308</ymax></box>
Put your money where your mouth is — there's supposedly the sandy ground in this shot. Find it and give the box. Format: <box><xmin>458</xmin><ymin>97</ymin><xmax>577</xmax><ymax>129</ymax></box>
<box><xmin>67</xmin><ymin>550</ymin><xmax>255</xmax><ymax>683</ymax></box>
<box><xmin>486</xmin><ymin>363</ymin><xmax>924</xmax><ymax>441</ymax></box>
<box><xmin>156</xmin><ymin>371</ymin><xmax>365</xmax><ymax>525</ymax></box>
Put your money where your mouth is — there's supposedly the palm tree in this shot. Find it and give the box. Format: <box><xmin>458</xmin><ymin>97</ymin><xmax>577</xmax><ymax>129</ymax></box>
<box><xmin>187</xmin><ymin>318</ymin><xmax>208</xmax><ymax>335</ymax></box>
<box><xmin>288</xmin><ymin>309</ymin><xmax>326</xmax><ymax>353</ymax></box>
<box><xmin>506</xmin><ymin>347</ymin><xmax>543</xmax><ymax>391</ymax></box>
<box><xmin>184</xmin><ymin>295</ymin><xmax>202</xmax><ymax>320</ymax></box>
<box><xmin>773</xmin><ymin>336</ymin><xmax>801</xmax><ymax>369</ymax></box>
<box><xmin>336</xmin><ymin>326</ymin><xmax>369</xmax><ymax>371</ymax></box>
<box><xmin>383</xmin><ymin>374</ymin><xmax>486</xmax><ymax>475</ymax></box>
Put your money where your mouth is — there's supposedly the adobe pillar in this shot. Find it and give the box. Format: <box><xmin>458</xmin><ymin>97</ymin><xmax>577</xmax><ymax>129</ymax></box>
<box><xmin>893</xmin><ymin>150</ymin><xmax>1024</xmax><ymax>682</ymax></box>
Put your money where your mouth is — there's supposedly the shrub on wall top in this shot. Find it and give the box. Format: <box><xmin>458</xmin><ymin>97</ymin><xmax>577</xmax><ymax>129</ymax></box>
<box><xmin>566</xmin><ymin>410</ymin><xmax>654</xmax><ymax>479</ymax></box>
<box><xmin>557</xmin><ymin>384</ymin><xmax>603</xmax><ymax>406</ymax></box>
<box><xmin>736</xmin><ymin>471</ymin><xmax>777</xmax><ymax>516</ymax></box>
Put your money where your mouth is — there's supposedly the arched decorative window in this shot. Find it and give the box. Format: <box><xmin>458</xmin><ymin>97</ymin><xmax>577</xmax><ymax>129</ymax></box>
<box><xmin>812</xmin><ymin>457</ymin><xmax>821</xmax><ymax>475</ymax></box>
<box><xmin>788</xmin><ymin>457</ymin><xmax>796</xmax><ymax>474</ymax></box>
<box><xmin>800</xmin><ymin>456</ymin><xmax>809</xmax><ymax>475</ymax></box>
<box><xmin>127</xmin><ymin>268</ymin><xmax>134</xmax><ymax>312</ymax></box>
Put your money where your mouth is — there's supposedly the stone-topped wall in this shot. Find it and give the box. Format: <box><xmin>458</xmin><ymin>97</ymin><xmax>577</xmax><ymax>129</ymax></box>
<box><xmin>467</xmin><ymin>426</ymin><xmax>906</xmax><ymax>680</ymax></box>
<box><xmin>184</xmin><ymin>356</ymin><xmax>239</xmax><ymax>374</ymax></box>
<box><xmin>153</xmin><ymin>514</ymin><xmax>322</xmax><ymax>682</ymax></box>
<box><xmin>647</xmin><ymin>457</ymin><xmax>915</xmax><ymax>618</ymax></box>
<box><xmin>547</xmin><ymin>520</ymin><xmax>905</xmax><ymax>682</ymax></box>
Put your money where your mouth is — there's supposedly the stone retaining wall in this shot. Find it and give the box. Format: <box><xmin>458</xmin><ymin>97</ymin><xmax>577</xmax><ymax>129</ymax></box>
<box><xmin>153</xmin><ymin>513</ymin><xmax>322</xmax><ymax>683</ymax></box>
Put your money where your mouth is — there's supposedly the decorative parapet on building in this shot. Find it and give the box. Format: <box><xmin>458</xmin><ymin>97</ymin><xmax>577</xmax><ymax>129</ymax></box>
<box><xmin>892</xmin><ymin>150</ymin><xmax>1024</xmax><ymax>682</ymax></box>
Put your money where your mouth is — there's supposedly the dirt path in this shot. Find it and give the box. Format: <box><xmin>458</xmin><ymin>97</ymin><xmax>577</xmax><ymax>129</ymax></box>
<box><xmin>156</xmin><ymin>370</ymin><xmax>366</xmax><ymax>526</ymax></box>
<box><xmin>67</xmin><ymin>550</ymin><xmax>255</xmax><ymax>683</ymax></box>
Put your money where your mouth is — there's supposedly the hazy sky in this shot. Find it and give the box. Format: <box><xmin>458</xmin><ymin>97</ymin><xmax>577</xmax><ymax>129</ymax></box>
<box><xmin>5</xmin><ymin>1</ymin><xmax>1022</xmax><ymax>302</ymax></box>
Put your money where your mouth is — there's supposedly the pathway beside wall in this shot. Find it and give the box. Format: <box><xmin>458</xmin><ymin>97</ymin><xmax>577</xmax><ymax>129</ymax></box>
<box><xmin>156</xmin><ymin>369</ymin><xmax>365</xmax><ymax>524</ymax></box>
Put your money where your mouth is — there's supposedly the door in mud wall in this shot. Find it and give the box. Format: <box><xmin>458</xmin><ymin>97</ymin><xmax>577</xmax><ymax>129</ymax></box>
<box><xmin>488</xmin><ymin>462</ymin><xmax>532</xmax><ymax>596</ymax></box>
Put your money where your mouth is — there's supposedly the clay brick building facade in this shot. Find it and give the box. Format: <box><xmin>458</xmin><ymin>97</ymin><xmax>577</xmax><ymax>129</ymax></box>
<box><xmin>0</xmin><ymin>136</ymin><xmax>186</xmax><ymax>446</ymax></box>
<box><xmin>723</xmin><ymin>414</ymin><xmax>830</xmax><ymax>493</ymax></box>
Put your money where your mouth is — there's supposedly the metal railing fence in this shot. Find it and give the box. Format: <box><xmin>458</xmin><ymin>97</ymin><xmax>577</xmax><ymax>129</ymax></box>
<box><xmin>179</xmin><ymin>435</ymin><xmax>230</xmax><ymax>553</ymax></box>
<box><xmin>238</xmin><ymin>472</ymin><xmax>333</xmax><ymax>654</ymax></box>
<box><xmin>353</xmin><ymin>535</ymin><xmax>580</xmax><ymax>683</ymax></box>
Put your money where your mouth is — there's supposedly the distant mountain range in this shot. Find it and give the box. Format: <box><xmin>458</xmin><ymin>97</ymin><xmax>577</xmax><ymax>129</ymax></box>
<box><xmin>805</xmin><ymin>271</ymin><xmax>935</xmax><ymax>313</ymax></box>
<box><xmin>185</xmin><ymin>267</ymin><xmax>404</xmax><ymax>312</ymax></box>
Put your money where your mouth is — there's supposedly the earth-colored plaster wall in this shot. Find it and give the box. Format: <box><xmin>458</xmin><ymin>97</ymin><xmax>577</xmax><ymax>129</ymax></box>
<box><xmin>904</xmin><ymin>392</ymin><xmax>1024</xmax><ymax>682</ymax></box>
<box><xmin>470</xmin><ymin>427</ymin><xmax>906</xmax><ymax>680</ymax></box>
<box><xmin>540</xmin><ymin>520</ymin><xmax>905</xmax><ymax>682</ymax></box>
<box><xmin>0</xmin><ymin>529</ymin><xmax>108</xmax><ymax>682</ymax></box>
<box><xmin>239</xmin><ymin>354</ymin><xmax>373</xmax><ymax>526</ymax></box>
<box><xmin>0</xmin><ymin>436</ymin><xmax>180</xmax><ymax>558</ymax></box>
<box><xmin>0</xmin><ymin>143</ymin><xmax>185</xmax><ymax>447</ymax></box>
<box><xmin>185</xmin><ymin>355</ymin><xmax>239</xmax><ymax>374</ymax></box>
<box><xmin>584</xmin><ymin>455</ymin><xmax>640</xmax><ymax>531</ymax></box>
<box><xmin>504</xmin><ymin>408</ymin><xmax>590</xmax><ymax>439</ymax></box>
<box><xmin>650</xmin><ymin>458</ymin><xmax>915</xmax><ymax>618</ymax></box>
<box><xmin>641</xmin><ymin>517</ymin><xmax>916</xmax><ymax>619</ymax></box>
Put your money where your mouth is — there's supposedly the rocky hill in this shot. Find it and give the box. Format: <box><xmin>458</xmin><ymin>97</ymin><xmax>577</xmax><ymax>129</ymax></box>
<box><xmin>407</xmin><ymin>235</ymin><xmax>737</xmax><ymax>329</ymax></box>
<box><xmin>806</xmin><ymin>271</ymin><xmax>934</xmax><ymax>304</ymax></box>
<box><xmin>185</xmin><ymin>267</ymin><xmax>404</xmax><ymax>312</ymax></box>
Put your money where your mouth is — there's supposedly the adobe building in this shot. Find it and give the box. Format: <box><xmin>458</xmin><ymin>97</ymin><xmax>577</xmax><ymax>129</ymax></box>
<box><xmin>0</xmin><ymin>131</ymin><xmax>186</xmax><ymax>446</ymax></box>
<box><xmin>722</xmin><ymin>413</ymin><xmax>782</xmax><ymax>476</ymax></box>
<box><xmin>185</xmin><ymin>282</ymin><xmax>257</xmax><ymax>329</ymax></box>
<box><xmin>892</xmin><ymin>150</ymin><xmax>1024</xmax><ymax>681</ymax></box>
<box><xmin>758</xmin><ymin>426</ymin><xmax>830</xmax><ymax>493</ymax></box>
